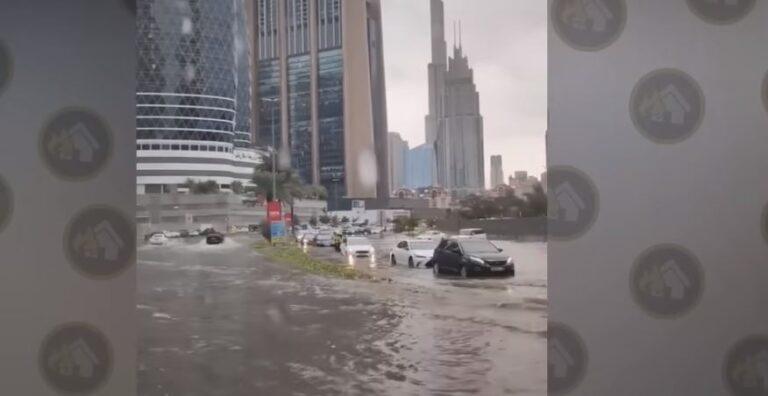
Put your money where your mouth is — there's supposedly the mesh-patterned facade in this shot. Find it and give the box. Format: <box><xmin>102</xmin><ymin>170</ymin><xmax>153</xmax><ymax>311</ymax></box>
<box><xmin>137</xmin><ymin>0</ymin><xmax>260</xmax><ymax>194</ymax></box>
<box><xmin>253</xmin><ymin>0</ymin><xmax>390</xmax><ymax>210</ymax></box>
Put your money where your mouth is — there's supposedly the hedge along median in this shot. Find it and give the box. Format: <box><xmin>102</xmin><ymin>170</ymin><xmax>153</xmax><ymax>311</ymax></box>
<box><xmin>253</xmin><ymin>241</ymin><xmax>372</xmax><ymax>281</ymax></box>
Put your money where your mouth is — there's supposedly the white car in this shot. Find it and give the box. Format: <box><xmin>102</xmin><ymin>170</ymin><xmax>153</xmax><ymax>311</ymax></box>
<box><xmin>459</xmin><ymin>228</ymin><xmax>487</xmax><ymax>239</ymax></box>
<box><xmin>300</xmin><ymin>230</ymin><xmax>319</xmax><ymax>245</ymax></box>
<box><xmin>342</xmin><ymin>237</ymin><xmax>376</xmax><ymax>258</ymax></box>
<box><xmin>390</xmin><ymin>239</ymin><xmax>437</xmax><ymax>268</ymax></box>
<box><xmin>162</xmin><ymin>230</ymin><xmax>181</xmax><ymax>238</ymax></box>
<box><xmin>417</xmin><ymin>230</ymin><xmax>446</xmax><ymax>241</ymax></box>
<box><xmin>368</xmin><ymin>226</ymin><xmax>384</xmax><ymax>235</ymax></box>
<box><xmin>149</xmin><ymin>233</ymin><xmax>168</xmax><ymax>245</ymax></box>
<box><xmin>314</xmin><ymin>232</ymin><xmax>334</xmax><ymax>247</ymax></box>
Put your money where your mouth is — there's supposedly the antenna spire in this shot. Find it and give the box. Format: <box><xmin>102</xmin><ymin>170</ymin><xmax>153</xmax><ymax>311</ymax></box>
<box><xmin>459</xmin><ymin>20</ymin><xmax>463</xmax><ymax>50</ymax></box>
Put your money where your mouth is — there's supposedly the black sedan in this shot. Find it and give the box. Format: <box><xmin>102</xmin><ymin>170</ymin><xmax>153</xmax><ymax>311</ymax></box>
<box><xmin>432</xmin><ymin>238</ymin><xmax>515</xmax><ymax>278</ymax></box>
<box><xmin>206</xmin><ymin>231</ymin><xmax>225</xmax><ymax>245</ymax></box>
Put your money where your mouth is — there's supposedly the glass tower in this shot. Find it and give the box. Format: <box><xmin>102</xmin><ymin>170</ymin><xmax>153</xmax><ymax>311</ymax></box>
<box><xmin>253</xmin><ymin>0</ymin><xmax>388</xmax><ymax>210</ymax></box>
<box><xmin>137</xmin><ymin>0</ymin><xmax>259</xmax><ymax>194</ymax></box>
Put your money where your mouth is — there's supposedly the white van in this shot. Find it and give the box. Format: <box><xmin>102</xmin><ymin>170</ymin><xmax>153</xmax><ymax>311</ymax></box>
<box><xmin>459</xmin><ymin>228</ymin><xmax>487</xmax><ymax>239</ymax></box>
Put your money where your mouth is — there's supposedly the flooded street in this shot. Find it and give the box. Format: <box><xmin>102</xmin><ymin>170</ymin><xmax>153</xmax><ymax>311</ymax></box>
<box><xmin>138</xmin><ymin>234</ymin><xmax>546</xmax><ymax>395</ymax></box>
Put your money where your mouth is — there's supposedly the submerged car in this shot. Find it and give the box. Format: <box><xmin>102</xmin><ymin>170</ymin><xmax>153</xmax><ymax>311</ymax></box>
<box><xmin>342</xmin><ymin>237</ymin><xmax>376</xmax><ymax>258</ymax></box>
<box><xmin>390</xmin><ymin>239</ymin><xmax>437</xmax><ymax>268</ymax></box>
<box><xmin>432</xmin><ymin>238</ymin><xmax>514</xmax><ymax>278</ymax></box>
<box><xmin>148</xmin><ymin>233</ymin><xmax>168</xmax><ymax>245</ymax></box>
<box><xmin>206</xmin><ymin>232</ymin><xmax>225</xmax><ymax>245</ymax></box>
<box><xmin>458</xmin><ymin>228</ymin><xmax>487</xmax><ymax>239</ymax></box>
<box><xmin>314</xmin><ymin>232</ymin><xmax>334</xmax><ymax>247</ymax></box>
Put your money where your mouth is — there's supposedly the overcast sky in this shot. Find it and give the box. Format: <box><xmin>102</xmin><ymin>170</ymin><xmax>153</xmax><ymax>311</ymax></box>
<box><xmin>381</xmin><ymin>0</ymin><xmax>547</xmax><ymax>185</ymax></box>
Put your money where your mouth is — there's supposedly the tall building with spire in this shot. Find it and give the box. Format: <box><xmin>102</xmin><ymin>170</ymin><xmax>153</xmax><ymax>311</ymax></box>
<box><xmin>426</xmin><ymin>0</ymin><xmax>485</xmax><ymax>195</ymax></box>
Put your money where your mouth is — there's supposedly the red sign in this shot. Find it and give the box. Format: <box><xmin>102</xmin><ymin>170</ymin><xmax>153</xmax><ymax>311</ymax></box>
<box><xmin>267</xmin><ymin>201</ymin><xmax>282</xmax><ymax>222</ymax></box>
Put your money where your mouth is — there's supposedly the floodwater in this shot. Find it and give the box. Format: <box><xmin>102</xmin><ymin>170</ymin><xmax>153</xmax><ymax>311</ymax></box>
<box><xmin>138</xmin><ymin>234</ymin><xmax>546</xmax><ymax>395</ymax></box>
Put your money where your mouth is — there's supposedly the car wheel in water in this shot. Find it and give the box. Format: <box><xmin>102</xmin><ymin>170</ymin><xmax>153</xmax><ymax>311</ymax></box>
<box><xmin>460</xmin><ymin>266</ymin><xmax>469</xmax><ymax>279</ymax></box>
<box><xmin>390</xmin><ymin>255</ymin><xmax>396</xmax><ymax>266</ymax></box>
<box><xmin>408</xmin><ymin>257</ymin><xmax>414</xmax><ymax>268</ymax></box>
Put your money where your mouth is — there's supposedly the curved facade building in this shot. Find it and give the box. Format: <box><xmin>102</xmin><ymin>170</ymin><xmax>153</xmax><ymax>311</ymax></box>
<box><xmin>137</xmin><ymin>0</ymin><xmax>260</xmax><ymax>194</ymax></box>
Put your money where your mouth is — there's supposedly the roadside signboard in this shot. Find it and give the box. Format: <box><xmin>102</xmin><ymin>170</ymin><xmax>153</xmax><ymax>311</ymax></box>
<box><xmin>270</xmin><ymin>220</ymin><xmax>286</xmax><ymax>240</ymax></box>
<box><xmin>267</xmin><ymin>201</ymin><xmax>281</xmax><ymax>222</ymax></box>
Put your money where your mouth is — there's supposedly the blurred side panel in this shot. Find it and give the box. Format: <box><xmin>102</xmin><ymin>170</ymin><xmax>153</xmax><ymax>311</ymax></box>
<box><xmin>0</xmin><ymin>0</ymin><xmax>136</xmax><ymax>394</ymax></box>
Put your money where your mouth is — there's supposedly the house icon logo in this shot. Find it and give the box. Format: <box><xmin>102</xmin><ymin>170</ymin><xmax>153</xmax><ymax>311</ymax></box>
<box><xmin>687</xmin><ymin>0</ymin><xmax>756</xmax><ymax>24</ymax></box>
<box><xmin>548</xmin><ymin>322</ymin><xmax>588</xmax><ymax>394</ymax></box>
<box><xmin>637</xmin><ymin>259</ymin><xmax>691</xmax><ymax>301</ymax></box>
<box><xmin>631</xmin><ymin>69</ymin><xmax>704</xmax><ymax>144</ymax></box>
<box><xmin>547</xmin><ymin>166</ymin><xmax>599</xmax><ymax>241</ymax></box>
<box><xmin>39</xmin><ymin>323</ymin><xmax>112</xmax><ymax>394</ymax></box>
<box><xmin>552</xmin><ymin>0</ymin><xmax>626</xmax><ymax>51</ymax></box>
<box><xmin>65</xmin><ymin>206</ymin><xmax>135</xmax><ymax>279</ymax></box>
<box><xmin>550</xmin><ymin>182</ymin><xmax>586</xmax><ymax>223</ymax></box>
<box><xmin>47</xmin><ymin>122</ymin><xmax>100</xmax><ymax>163</ymax></box>
<box><xmin>73</xmin><ymin>220</ymin><xmax>126</xmax><ymax>262</ymax></box>
<box><xmin>631</xmin><ymin>244</ymin><xmax>704</xmax><ymax>318</ymax></box>
<box><xmin>724</xmin><ymin>336</ymin><xmax>768</xmax><ymax>395</ymax></box>
<box><xmin>39</xmin><ymin>108</ymin><xmax>113</xmax><ymax>180</ymax></box>
<box><xmin>638</xmin><ymin>84</ymin><xmax>692</xmax><ymax>126</ymax></box>
<box><xmin>47</xmin><ymin>338</ymin><xmax>100</xmax><ymax>379</ymax></box>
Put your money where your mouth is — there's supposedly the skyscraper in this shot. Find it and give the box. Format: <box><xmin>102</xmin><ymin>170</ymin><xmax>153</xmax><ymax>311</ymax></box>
<box><xmin>406</xmin><ymin>144</ymin><xmax>436</xmax><ymax>189</ymax></box>
<box><xmin>490</xmin><ymin>155</ymin><xmax>504</xmax><ymax>188</ymax></box>
<box><xmin>388</xmin><ymin>132</ymin><xmax>409</xmax><ymax>192</ymax></box>
<box><xmin>253</xmin><ymin>0</ymin><xmax>390</xmax><ymax>210</ymax></box>
<box><xmin>136</xmin><ymin>0</ymin><xmax>261</xmax><ymax>194</ymax></box>
<box><xmin>426</xmin><ymin>0</ymin><xmax>485</xmax><ymax>196</ymax></box>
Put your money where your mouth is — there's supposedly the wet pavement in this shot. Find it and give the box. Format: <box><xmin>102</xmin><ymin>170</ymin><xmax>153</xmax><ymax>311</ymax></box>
<box><xmin>138</xmin><ymin>233</ymin><xmax>547</xmax><ymax>395</ymax></box>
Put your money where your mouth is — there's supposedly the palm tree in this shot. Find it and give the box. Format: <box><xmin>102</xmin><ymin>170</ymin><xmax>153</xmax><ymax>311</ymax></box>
<box><xmin>251</xmin><ymin>154</ymin><xmax>328</xmax><ymax>231</ymax></box>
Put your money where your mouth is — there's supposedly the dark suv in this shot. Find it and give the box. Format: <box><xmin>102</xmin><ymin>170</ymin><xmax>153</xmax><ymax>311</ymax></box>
<box><xmin>432</xmin><ymin>238</ymin><xmax>515</xmax><ymax>278</ymax></box>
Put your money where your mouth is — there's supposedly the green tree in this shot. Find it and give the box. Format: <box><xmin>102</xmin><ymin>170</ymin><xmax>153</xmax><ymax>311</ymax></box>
<box><xmin>231</xmin><ymin>181</ymin><xmax>244</xmax><ymax>195</ymax></box>
<box><xmin>319</xmin><ymin>215</ymin><xmax>331</xmax><ymax>225</ymax></box>
<box><xmin>184</xmin><ymin>179</ymin><xmax>220</xmax><ymax>194</ymax></box>
<box><xmin>522</xmin><ymin>184</ymin><xmax>547</xmax><ymax>217</ymax></box>
<box><xmin>252</xmin><ymin>154</ymin><xmax>326</xmax><ymax>232</ymax></box>
<box><xmin>309</xmin><ymin>216</ymin><xmax>318</xmax><ymax>227</ymax></box>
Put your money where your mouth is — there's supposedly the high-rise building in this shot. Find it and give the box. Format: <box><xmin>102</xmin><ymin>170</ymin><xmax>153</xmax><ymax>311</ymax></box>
<box><xmin>426</xmin><ymin>0</ymin><xmax>485</xmax><ymax>196</ymax></box>
<box><xmin>490</xmin><ymin>155</ymin><xmax>504</xmax><ymax>188</ymax></box>
<box><xmin>405</xmin><ymin>143</ymin><xmax>436</xmax><ymax>189</ymax></box>
<box><xmin>388</xmin><ymin>132</ymin><xmax>409</xmax><ymax>192</ymax></box>
<box><xmin>253</xmin><ymin>0</ymin><xmax>390</xmax><ymax>210</ymax></box>
<box><xmin>425</xmin><ymin>0</ymin><xmax>447</xmax><ymax>147</ymax></box>
<box><xmin>136</xmin><ymin>0</ymin><xmax>262</xmax><ymax>194</ymax></box>
<box><xmin>514</xmin><ymin>170</ymin><xmax>528</xmax><ymax>183</ymax></box>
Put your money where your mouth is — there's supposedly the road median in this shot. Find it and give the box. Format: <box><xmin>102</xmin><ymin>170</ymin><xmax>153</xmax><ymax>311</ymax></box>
<box><xmin>253</xmin><ymin>241</ymin><xmax>375</xmax><ymax>281</ymax></box>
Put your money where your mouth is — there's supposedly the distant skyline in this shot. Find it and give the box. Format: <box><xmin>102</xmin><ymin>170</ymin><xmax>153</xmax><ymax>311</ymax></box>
<box><xmin>381</xmin><ymin>0</ymin><xmax>547</xmax><ymax>186</ymax></box>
